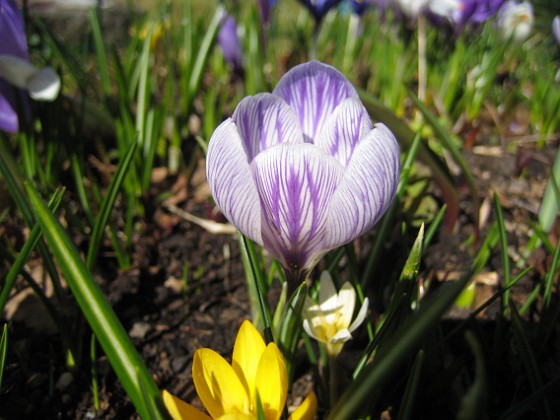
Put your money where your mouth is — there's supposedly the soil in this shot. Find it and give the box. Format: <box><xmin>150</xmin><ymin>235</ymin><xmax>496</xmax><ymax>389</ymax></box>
<box><xmin>1</xmin><ymin>123</ymin><xmax>559</xmax><ymax>419</ymax></box>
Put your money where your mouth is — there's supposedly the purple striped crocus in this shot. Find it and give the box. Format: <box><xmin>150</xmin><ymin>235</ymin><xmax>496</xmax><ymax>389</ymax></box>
<box><xmin>206</xmin><ymin>61</ymin><xmax>400</xmax><ymax>288</ymax></box>
<box><xmin>0</xmin><ymin>0</ymin><xmax>60</xmax><ymax>133</ymax></box>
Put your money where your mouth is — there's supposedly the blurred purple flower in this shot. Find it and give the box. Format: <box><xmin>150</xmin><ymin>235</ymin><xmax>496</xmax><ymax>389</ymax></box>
<box><xmin>300</xmin><ymin>0</ymin><xmax>345</xmax><ymax>22</ymax></box>
<box><xmin>553</xmin><ymin>16</ymin><xmax>560</xmax><ymax>46</ymax></box>
<box><xmin>258</xmin><ymin>0</ymin><xmax>278</xmax><ymax>25</ymax></box>
<box><xmin>348</xmin><ymin>0</ymin><xmax>371</xmax><ymax>16</ymax></box>
<box><xmin>428</xmin><ymin>0</ymin><xmax>505</xmax><ymax>33</ymax></box>
<box><xmin>206</xmin><ymin>61</ymin><xmax>400</xmax><ymax>285</ymax></box>
<box><xmin>1</xmin><ymin>0</ymin><xmax>29</xmax><ymax>133</ymax></box>
<box><xmin>218</xmin><ymin>15</ymin><xmax>244</xmax><ymax>72</ymax></box>
<box><xmin>0</xmin><ymin>0</ymin><xmax>60</xmax><ymax>133</ymax></box>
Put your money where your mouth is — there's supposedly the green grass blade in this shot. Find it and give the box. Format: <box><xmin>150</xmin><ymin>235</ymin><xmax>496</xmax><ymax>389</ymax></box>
<box><xmin>510</xmin><ymin>303</ymin><xmax>553</xmax><ymax>419</ymax></box>
<box><xmin>493</xmin><ymin>192</ymin><xmax>511</xmax><ymax>313</ymax></box>
<box><xmin>24</xmin><ymin>183</ymin><xmax>163</xmax><ymax>418</ymax></box>
<box><xmin>457</xmin><ymin>332</ymin><xmax>488</xmax><ymax>420</ymax></box>
<box><xmin>0</xmin><ymin>324</ymin><xmax>7</xmax><ymax>392</ymax></box>
<box><xmin>238</xmin><ymin>233</ymin><xmax>273</xmax><ymax>341</ymax></box>
<box><xmin>395</xmin><ymin>350</ymin><xmax>424</xmax><ymax>420</ymax></box>
<box><xmin>90</xmin><ymin>8</ymin><xmax>112</xmax><ymax>98</ymax></box>
<box><xmin>0</xmin><ymin>187</ymin><xmax>65</xmax><ymax>314</ymax></box>
<box><xmin>86</xmin><ymin>140</ymin><xmax>137</xmax><ymax>269</ymax></box>
<box><xmin>543</xmin><ymin>233</ymin><xmax>560</xmax><ymax>308</ymax></box>
<box><xmin>185</xmin><ymin>7</ymin><xmax>224</xmax><ymax>112</ymax></box>
<box><xmin>277</xmin><ymin>282</ymin><xmax>307</xmax><ymax>382</ymax></box>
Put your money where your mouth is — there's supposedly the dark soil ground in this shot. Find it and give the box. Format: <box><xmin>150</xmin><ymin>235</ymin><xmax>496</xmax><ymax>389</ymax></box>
<box><xmin>1</xmin><ymin>119</ymin><xmax>559</xmax><ymax>419</ymax></box>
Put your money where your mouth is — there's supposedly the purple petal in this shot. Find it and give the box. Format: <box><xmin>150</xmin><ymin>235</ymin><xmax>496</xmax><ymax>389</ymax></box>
<box><xmin>251</xmin><ymin>143</ymin><xmax>344</xmax><ymax>271</ymax></box>
<box><xmin>232</xmin><ymin>93</ymin><xmax>304</xmax><ymax>162</ymax></box>
<box><xmin>0</xmin><ymin>81</ymin><xmax>18</xmax><ymax>132</ymax></box>
<box><xmin>206</xmin><ymin>118</ymin><xmax>262</xmax><ymax>243</ymax></box>
<box><xmin>218</xmin><ymin>15</ymin><xmax>244</xmax><ymax>71</ymax></box>
<box><xmin>272</xmin><ymin>61</ymin><xmax>359</xmax><ymax>143</ymax></box>
<box><xmin>314</xmin><ymin>98</ymin><xmax>373</xmax><ymax>168</ymax></box>
<box><xmin>0</xmin><ymin>0</ymin><xmax>28</xmax><ymax>60</ymax></box>
<box><xmin>324</xmin><ymin>123</ymin><xmax>400</xmax><ymax>248</ymax></box>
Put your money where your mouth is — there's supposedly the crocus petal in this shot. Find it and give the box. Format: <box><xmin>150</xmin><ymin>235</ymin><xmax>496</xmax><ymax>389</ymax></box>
<box><xmin>192</xmin><ymin>348</ymin><xmax>250</xmax><ymax>418</ymax></box>
<box><xmin>254</xmin><ymin>343</ymin><xmax>288</xmax><ymax>420</ymax></box>
<box><xmin>553</xmin><ymin>16</ymin><xmax>560</xmax><ymax>46</ymax></box>
<box><xmin>324</xmin><ymin>123</ymin><xmax>400</xmax><ymax>249</ymax></box>
<box><xmin>302</xmin><ymin>318</ymin><xmax>322</xmax><ymax>343</ymax></box>
<box><xmin>232</xmin><ymin>93</ymin><xmax>304</xmax><ymax>162</ymax></box>
<box><xmin>27</xmin><ymin>67</ymin><xmax>60</xmax><ymax>101</ymax></box>
<box><xmin>0</xmin><ymin>82</ymin><xmax>19</xmax><ymax>132</ymax></box>
<box><xmin>163</xmin><ymin>390</ymin><xmax>212</xmax><ymax>420</ymax></box>
<box><xmin>272</xmin><ymin>61</ymin><xmax>359</xmax><ymax>142</ymax></box>
<box><xmin>218</xmin><ymin>414</ymin><xmax>256</xmax><ymax>420</ymax></box>
<box><xmin>330</xmin><ymin>328</ymin><xmax>353</xmax><ymax>343</ymax></box>
<box><xmin>349</xmin><ymin>297</ymin><xmax>369</xmax><ymax>333</ymax></box>
<box><xmin>251</xmin><ymin>143</ymin><xmax>344</xmax><ymax>271</ymax></box>
<box><xmin>318</xmin><ymin>271</ymin><xmax>338</xmax><ymax>311</ymax></box>
<box><xmin>0</xmin><ymin>55</ymin><xmax>37</xmax><ymax>89</ymax></box>
<box><xmin>288</xmin><ymin>391</ymin><xmax>318</xmax><ymax>420</ymax></box>
<box><xmin>232</xmin><ymin>320</ymin><xmax>267</xmax><ymax>403</ymax></box>
<box><xmin>336</xmin><ymin>282</ymin><xmax>357</xmax><ymax>328</ymax></box>
<box><xmin>0</xmin><ymin>0</ymin><xmax>28</xmax><ymax>60</ymax></box>
<box><xmin>314</xmin><ymin>97</ymin><xmax>373</xmax><ymax>168</ymax></box>
<box><xmin>206</xmin><ymin>118</ymin><xmax>262</xmax><ymax>244</ymax></box>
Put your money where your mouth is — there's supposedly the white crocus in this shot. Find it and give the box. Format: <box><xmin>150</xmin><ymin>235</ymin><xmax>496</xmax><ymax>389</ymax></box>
<box><xmin>0</xmin><ymin>55</ymin><xmax>60</xmax><ymax>101</ymax></box>
<box><xmin>497</xmin><ymin>1</ymin><xmax>534</xmax><ymax>43</ymax></box>
<box><xmin>303</xmin><ymin>271</ymin><xmax>369</xmax><ymax>356</ymax></box>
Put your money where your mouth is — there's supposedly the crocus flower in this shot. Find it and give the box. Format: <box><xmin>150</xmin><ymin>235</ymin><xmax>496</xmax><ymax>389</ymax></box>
<box><xmin>496</xmin><ymin>0</ymin><xmax>533</xmax><ymax>42</ymax></box>
<box><xmin>163</xmin><ymin>320</ymin><xmax>317</xmax><ymax>420</ymax></box>
<box><xmin>218</xmin><ymin>15</ymin><xmax>244</xmax><ymax>72</ymax></box>
<box><xmin>553</xmin><ymin>16</ymin><xmax>560</xmax><ymax>46</ymax></box>
<box><xmin>299</xmin><ymin>0</ymin><xmax>345</xmax><ymax>23</ymax></box>
<box><xmin>258</xmin><ymin>0</ymin><xmax>278</xmax><ymax>25</ymax></box>
<box><xmin>303</xmin><ymin>271</ymin><xmax>368</xmax><ymax>356</ymax></box>
<box><xmin>0</xmin><ymin>0</ymin><xmax>61</xmax><ymax>133</ymax></box>
<box><xmin>206</xmin><ymin>61</ymin><xmax>400</xmax><ymax>287</ymax></box>
<box><xmin>394</xmin><ymin>0</ymin><xmax>430</xmax><ymax>18</ymax></box>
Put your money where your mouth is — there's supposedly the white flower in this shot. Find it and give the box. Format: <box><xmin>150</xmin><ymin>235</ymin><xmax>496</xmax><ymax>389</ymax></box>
<box><xmin>303</xmin><ymin>271</ymin><xmax>369</xmax><ymax>356</ymax></box>
<box><xmin>395</xmin><ymin>0</ymin><xmax>430</xmax><ymax>18</ymax></box>
<box><xmin>0</xmin><ymin>55</ymin><xmax>60</xmax><ymax>101</ymax></box>
<box><xmin>497</xmin><ymin>1</ymin><xmax>534</xmax><ymax>43</ymax></box>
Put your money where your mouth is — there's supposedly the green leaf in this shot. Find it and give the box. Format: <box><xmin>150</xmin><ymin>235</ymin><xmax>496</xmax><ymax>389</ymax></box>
<box><xmin>457</xmin><ymin>332</ymin><xmax>487</xmax><ymax>420</ymax></box>
<box><xmin>277</xmin><ymin>282</ymin><xmax>307</xmax><ymax>382</ymax></box>
<box><xmin>86</xmin><ymin>140</ymin><xmax>137</xmax><ymax>269</ymax></box>
<box><xmin>0</xmin><ymin>324</ymin><xmax>7</xmax><ymax>392</ymax></box>
<box><xmin>396</xmin><ymin>350</ymin><xmax>424</xmax><ymax>420</ymax></box>
<box><xmin>24</xmin><ymin>183</ymin><xmax>164</xmax><ymax>419</ymax></box>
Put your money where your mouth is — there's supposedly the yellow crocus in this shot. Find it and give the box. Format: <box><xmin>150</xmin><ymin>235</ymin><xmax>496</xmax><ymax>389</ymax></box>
<box><xmin>163</xmin><ymin>320</ymin><xmax>317</xmax><ymax>420</ymax></box>
<box><xmin>303</xmin><ymin>271</ymin><xmax>369</xmax><ymax>356</ymax></box>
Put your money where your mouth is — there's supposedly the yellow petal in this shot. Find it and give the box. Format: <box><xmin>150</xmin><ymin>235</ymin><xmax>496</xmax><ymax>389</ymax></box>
<box><xmin>254</xmin><ymin>343</ymin><xmax>288</xmax><ymax>420</ymax></box>
<box><xmin>193</xmin><ymin>348</ymin><xmax>250</xmax><ymax>418</ymax></box>
<box><xmin>217</xmin><ymin>414</ymin><xmax>255</xmax><ymax>420</ymax></box>
<box><xmin>288</xmin><ymin>392</ymin><xmax>318</xmax><ymax>420</ymax></box>
<box><xmin>162</xmin><ymin>390</ymin><xmax>211</xmax><ymax>420</ymax></box>
<box><xmin>232</xmin><ymin>320</ymin><xmax>266</xmax><ymax>402</ymax></box>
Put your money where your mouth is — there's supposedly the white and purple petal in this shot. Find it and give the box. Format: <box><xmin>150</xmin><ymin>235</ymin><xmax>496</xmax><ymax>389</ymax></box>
<box><xmin>206</xmin><ymin>118</ymin><xmax>262</xmax><ymax>244</ymax></box>
<box><xmin>324</xmin><ymin>123</ymin><xmax>400</xmax><ymax>249</ymax></box>
<box><xmin>232</xmin><ymin>93</ymin><xmax>304</xmax><ymax>162</ymax></box>
<box><xmin>314</xmin><ymin>97</ymin><xmax>373</xmax><ymax>168</ymax></box>
<box><xmin>272</xmin><ymin>61</ymin><xmax>359</xmax><ymax>143</ymax></box>
<box><xmin>251</xmin><ymin>143</ymin><xmax>344</xmax><ymax>271</ymax></box>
